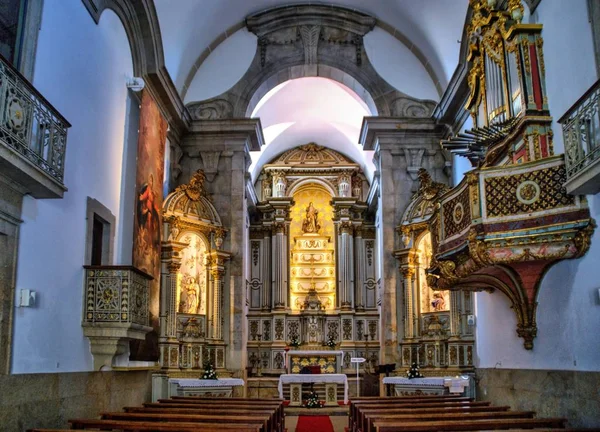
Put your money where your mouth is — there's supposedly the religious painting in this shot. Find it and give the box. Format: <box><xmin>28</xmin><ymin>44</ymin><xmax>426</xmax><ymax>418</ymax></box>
<box><xmin>132</xmin><ymin>89</ymin><xmax>168</xmax><ymax>349</ymax></box>
<box><xmin>177</xmin><ymin>232</ymin><xmax>207</xmax><ymax>315</ymax></box>
<box><xmin>417</xmin><ymin>232</ymin><xmax>449</xmax><ymax>313</ymax></box>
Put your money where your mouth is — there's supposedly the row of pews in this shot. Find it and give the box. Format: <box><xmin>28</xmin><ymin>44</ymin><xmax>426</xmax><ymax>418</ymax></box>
<box><xmin>28</xmin><ymin>396</ymin><xmax>284</xmax><ymax>432</ymax></box>
<box><xmin>349</xmin><ymin>394</ymin><xmax>568</xmax><ymax>432</ymax></box>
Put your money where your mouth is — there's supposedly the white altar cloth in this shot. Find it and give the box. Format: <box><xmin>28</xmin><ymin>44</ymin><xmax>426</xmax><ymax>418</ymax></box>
<box><xmin>443</xmin><ymin>377</ymin><xmax>470</xmax><ymax>393</ymax></box>
<box><xmin>382</xmin><ymin>377</ymin><xmax>445</xmax><ymax>386</ymax></box>
<box><xmin>383</xmin><ymin>376</ymin><xmax>470</xmax><ymax>394</ymax></box>
<box><xmin>278</xmin><ymin>373</ymin><xmax>348</xmax><ymax>404</ymax></box>
<box><xmin>170</xmin><ymin>378</ymin><xmax>245</xmax><ymax>387</ymax></box>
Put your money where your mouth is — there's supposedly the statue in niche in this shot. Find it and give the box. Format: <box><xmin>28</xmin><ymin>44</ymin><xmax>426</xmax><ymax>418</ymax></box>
<box><xmin>180</xmin><ymin>276</ymin><xmax>200</xmax><ymax>314</ymax></box>
<box><xmin>431</xmin><ymin>291</ymin><xmax>446</xmax><ymax>312</ymax></box>
<box><xmin>302</xmin><ymin>202</ymin><xmax>321</xmax><ymax>234</ymax></box>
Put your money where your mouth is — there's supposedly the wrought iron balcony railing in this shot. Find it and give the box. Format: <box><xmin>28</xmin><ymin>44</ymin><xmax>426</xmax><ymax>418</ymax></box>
<box><xmin>559</xmin><ymin>79</ymin><xmax>600</xmax><ymax>195</ymax></box>
<box><xmin>0</xmin><ymin>54</ymin><xmax>70</xmax><ymax>197</ymax></box>
<box><xmin>83</xmin><ymin>266</ymin><xmax>151</xmax><ymax>326</ymax></box>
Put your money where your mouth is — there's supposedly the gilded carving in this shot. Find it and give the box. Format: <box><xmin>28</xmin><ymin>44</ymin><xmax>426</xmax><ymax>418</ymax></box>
<box><xmin>484</xmin><ymin>165</ymin><xmax>574</xmax><ymax>218</ymax></box>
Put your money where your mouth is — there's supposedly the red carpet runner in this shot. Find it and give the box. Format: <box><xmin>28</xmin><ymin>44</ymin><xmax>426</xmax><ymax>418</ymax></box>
<box><xmin>295</xmin><ymin>415</ymin><xmax>334</xmax><ymax>432</ymax></box>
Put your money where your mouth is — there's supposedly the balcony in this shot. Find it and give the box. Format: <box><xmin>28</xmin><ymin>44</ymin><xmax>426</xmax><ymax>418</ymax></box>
<box><xmin>82</xmin><ymin>266</ymin><xmax>153</xmax><ymax>370</ymax></box>
<box><xmin>559</xmin><ymin>79</ymin><xmax>600</xmax><ymax>195</ymax></box>
<box><xmin>0</xmin><ymin>54</ymin><xmax>70</xmax><ymax>198</ymax></box>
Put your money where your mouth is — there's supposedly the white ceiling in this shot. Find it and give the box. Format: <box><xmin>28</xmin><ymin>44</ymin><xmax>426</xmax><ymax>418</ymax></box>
<box><xmin>155</xmin><ymin>0</ymin><xmax>469</xmax><ymax>94</ymax></box>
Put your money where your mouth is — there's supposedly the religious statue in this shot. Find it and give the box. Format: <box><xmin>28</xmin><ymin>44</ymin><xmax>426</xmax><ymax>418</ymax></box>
<box><xmin>302</xmin><ymin>202</ymin><xmax>321</xmax><ymax>234</ymax></box>
<box><xmin>180</xmin><ymin>276</ymin><xmax>200</xmax><ymax>314</ymax></box>
<box><xmin>431</xmin><ymin>291</ymin><xmax>446</xmax><ymax>312</ymax></box>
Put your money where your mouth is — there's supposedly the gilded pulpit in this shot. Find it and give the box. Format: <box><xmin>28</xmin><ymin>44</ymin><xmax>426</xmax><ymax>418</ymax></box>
<box><xmin>428</xmin><ymin>0</ymin><xmax>595</xmax><ymax>350</ymax></box>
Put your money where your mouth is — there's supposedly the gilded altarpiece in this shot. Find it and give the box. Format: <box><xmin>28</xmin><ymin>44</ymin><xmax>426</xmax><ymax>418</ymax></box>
<box><xmin>395</xmin><ymin>170</ymin><xmax>474</xmax><ymax>374</ymax></box>
<box><xmin>159</xmin><ymin>170</ymin><xmax>231</xmax><ymax>375</ymax></box>
<box><xmin>247</xmin><ymin>144</ymin><xmax>380</xmax><ymax>374</ymax></box>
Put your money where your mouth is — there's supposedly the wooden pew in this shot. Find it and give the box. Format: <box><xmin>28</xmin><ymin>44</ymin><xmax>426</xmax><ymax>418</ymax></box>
<box><xmin>372</xmin><ymin>417</ymin><xmax>567</xmax><ymax>431</ymax></box>
<box><xmin>361</xmin><ymin>411</ymin><xmax>536</xmax><ymax>432</ymax></box>
<box><xmin>350</xmin><ymin>400</ymin><xmax>491</xmax><ymax>431</ymax></box>
<box><xmin>153</xmin><ymin>398</ymin><xmax>284</xmax><ymax>430</ymax></box>
<box><xmin>69</xmin><ymin>418</ymin><xmax>263</xmax><ymax>431</ymax></box>
<box><xmin>101</xmin><ymin>411</ymin><xmax>273</xmax><ymax>431</ymax></box>
<box><xmin>354</xmin><ymin>406</ymin><xmax>511</xmax><ymax>432</ymax></box>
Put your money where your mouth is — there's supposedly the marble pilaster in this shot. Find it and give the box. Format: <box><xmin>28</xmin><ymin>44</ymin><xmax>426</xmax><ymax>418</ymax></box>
<box><xmin>159</xmin><ymin>241</ymin><xmax>187</xmax><ymax>370</ymax></box>
<box><xmin>181</xmin><ymin>118</ymin><xmax>263</xmax><ymax>372</ymax></box>
<box><xmin>360</xmin><ymin>117</ymin><xmax>449</xmax><ymax>364</ymax></box>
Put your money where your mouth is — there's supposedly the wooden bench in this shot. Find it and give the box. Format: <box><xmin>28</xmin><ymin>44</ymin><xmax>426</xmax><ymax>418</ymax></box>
<box><xmin>350</xmin><ymin>400</ymin><xmax>491</xmax><ymax>430</ymax></box>
<box><xmin>354</xmin><ymin>406</ymin><xmax>512</xmax><ymax>432</ymax></box>
<box><xmin>152</xmin><ymin>398</ymin><xmax>284</xmax><ymax>430</ymax></box>
<box><xmin>372</xmin><ymin>417</ymin><xmax>567</xmax><ymax>431</ymax></box>
<box><xmin>361</xmin><ymin>411</ymin><xmax>536</xmax><ymax>432</ymax></box>
<box><xmin>69</xmin><ymin>418</ymin><xmax>263</xmax><ymax>431</ymax></box>
<box><xmin>101</xmin><ymin>411</ymin><xmax>274</xmax><ymax>432</ymax></box>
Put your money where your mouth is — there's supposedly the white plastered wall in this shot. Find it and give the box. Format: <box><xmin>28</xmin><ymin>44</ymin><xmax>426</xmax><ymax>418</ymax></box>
<box><xmin>473</xmin><ymin>0</ymin><xmax>600</xmax><ymax>372</ymax></box>
<box><xmin>12</xmin><ymin>1</ymin><xmax>134</xmax><ymax>373</ymax></box>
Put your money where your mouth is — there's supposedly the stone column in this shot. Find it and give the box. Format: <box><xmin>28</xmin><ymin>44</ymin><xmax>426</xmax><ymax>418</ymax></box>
<box><xmin>181</xmin><ymin>118</ymin><xmax>263</xmax><ymax>373</ymax></box>
<box><xmin>208</xmin><ymin>251</ymin><xmax>231</xmax><ymax>340</ymax></box>
<box><xmin>265</xmin><ymin>198</ymin><xmax>293</xmax><ymax>310</ymax></box>
<box><xmin>360</xmin><ymin>117</ymin><xmax>450</xmax><ymax>364</ymax></box>
<box><xmin>449</xmin><ymin>291</ymin><xmax>461</xmax><ymax>337</ymax></box>
<box><xmin>272</xmin><ymin>221</ymin><xmax>289</xmax><ymax>310</ymax></box>
<box><xmin>402</xmin><ymin>267</ymin><xmax>414</xmax><ymax>339</ymax></box>
<box><xmin>159</xmin><ymin>241</ymin><xmax>187</xmax><ymax>370</ymax></box>
<box><xmin>338</xmin><ymin>221</ymin><xmax>355</xmax><ymax>310</ymax></box>
<box><xmin>0</xmin><ymin>175</ymin><xmax>25</xmax><ymax>375</ymax></box>
<box><xmin>354</xmin><ymin>226</ymin><xmax>365</xmax><ymax>310</ymax></box>
<box><xmin>262</xmin><ymin>228</ymin><xmax>272</xmax><ymax>310</ymax></box>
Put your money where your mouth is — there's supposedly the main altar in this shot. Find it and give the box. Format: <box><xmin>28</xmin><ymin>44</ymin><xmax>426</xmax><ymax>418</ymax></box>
<box><xmin>247</xmin><ymin>145</ymin><xmax>380</xmax><ymax>376</ymax></box>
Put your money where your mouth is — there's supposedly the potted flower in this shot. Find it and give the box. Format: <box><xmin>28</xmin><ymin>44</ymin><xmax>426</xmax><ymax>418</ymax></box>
<box><xmin>201</xmin><ymin>361</ymin><xmax>218</xmax><ymax>380</ymax></box>
<box><xmin>289</xmin><ymin>336</ymin><xmax>301</xmax><ymax>350</ymax></box>
<box><xmin>325</xmin><ymin>337</ymin><xmax>337</xmax><ymax>349</ymax></box>
<box><xmin>304</xmin><ymin>390</ymin><xmax>323</xmax><ymax>408</ymax></box>
<box><xmin>406</xmin><ymin>362</ymin><xmax>424</xmax><ymax>379</ymax></box>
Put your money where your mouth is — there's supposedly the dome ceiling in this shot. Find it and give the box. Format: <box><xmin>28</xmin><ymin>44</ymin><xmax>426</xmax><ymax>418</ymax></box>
<box><xmin>154</xmin><ymin>0</ymin><xmax>469</xmax><ymax>94</ymax></box>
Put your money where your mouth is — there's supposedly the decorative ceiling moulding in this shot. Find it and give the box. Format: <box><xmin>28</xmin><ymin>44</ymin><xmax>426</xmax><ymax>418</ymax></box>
<box><xmin>80</xmin><ymin>0</ymin><xmax>189</xmax><ymax>138</ymax></box>
<box><xmin>181</xmin><ymin>17</ymin><xmax>444</xmax><ymax>102</ymax></box>
<box><xmin>186</xmin><ymin>4</ymin><xmax>438</xmax><ymax>121</ymax></box>
<box><xmin>245</xmin><ymin>4</ymin><xmax>376</xmax><ymax>37</ymax></box>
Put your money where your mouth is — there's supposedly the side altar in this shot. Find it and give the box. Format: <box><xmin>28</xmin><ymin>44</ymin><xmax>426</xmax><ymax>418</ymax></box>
<box><xmin>286</xmin><ymin>350</ymin><xmax>343</xmax><ymax>373</ymax></box>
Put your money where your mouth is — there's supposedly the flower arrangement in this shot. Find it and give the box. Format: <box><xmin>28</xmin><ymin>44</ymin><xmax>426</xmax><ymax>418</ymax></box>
<box><xmin>201</xmin><ymin>361</ymin><xmax>218</xmax><ymax>380</ymax></box>
<box><xmin>304</xmin><ymin>390</ymin><xmax>323</xmax><ymax>408</ymax></box>
<box><xmin>406</xmin><ymin>362</ymin><xmax>424</xmax><ymax>379</ymax></box>
<box><xmin>325</xmin><ymin>337</ymin><xmax>336</xmax><ymax>349</ymax></box>
<box><xmin>289</xmin><ymin>336</ymin><xmax>301</xmax><ymax>348</ymax></box>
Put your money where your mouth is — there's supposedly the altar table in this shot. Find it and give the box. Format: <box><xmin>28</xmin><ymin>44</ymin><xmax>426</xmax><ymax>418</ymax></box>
<box><xmin>382</xmin><ymin>376</ymin><xmax>470</xmax><ymax>396</ymax></box>
<box><xmin>278</xmin><ymin>373</ymin><xmax>348</xmax><ymax>406</ymax></box>
<box><xmin>169</xmin><ymin>378</ymin><xmax>245</xmax><ymax>398</ymax></box>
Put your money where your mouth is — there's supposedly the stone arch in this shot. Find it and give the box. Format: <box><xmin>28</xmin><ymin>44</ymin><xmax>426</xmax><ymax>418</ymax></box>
<box><xmin>81</xmin><ymin>0</ymin><xmax>186</xmax><ymax>132</ymax></box>
<box><xmin>81</xmin><ymin>0</ymin><xmax>163</xmax><ymax>77</ymax></box>
<box><xmin>186</xmin><ymin>4</ymin><xmax>437</xmax><ymax>121</ymax></box>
